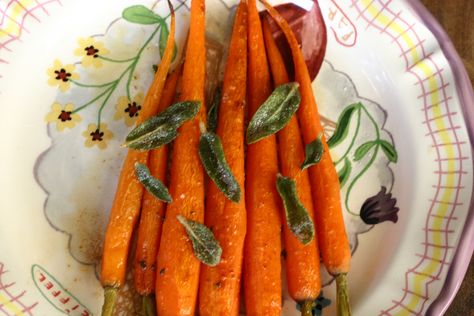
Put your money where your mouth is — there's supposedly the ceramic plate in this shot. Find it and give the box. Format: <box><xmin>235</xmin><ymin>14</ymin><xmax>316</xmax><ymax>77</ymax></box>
<box><xmin>1</xmin><ymin>0</ymin><xmax>473</xmax><ymax>315</ymax></box>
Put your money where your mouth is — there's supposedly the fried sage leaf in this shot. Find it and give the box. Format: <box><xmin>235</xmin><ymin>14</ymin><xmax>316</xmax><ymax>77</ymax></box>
<box><xmin>247</xmin><ymin>82</ymin><xmax>301</xmax><ymax>144</ymax></box>
<box><xmin>199</xmin><ymin>131</ymin><xmax>241</xmax><ymax>202</ymax></box>
<box><xmin>177</xmin><ymin>215</ymin><xmax>222</xmax><ymax>266</ymax></box>
<box><xmin>207</xmin><ymin>86</ymin><xmax>222</xmax><ymax>133</ymax></box>
<box><xmin>276</xmin><ymin>174</ymin><xmax>315</xmax><ymax>245</ymax></box>
<box><xmin>135</xmin><ymin>163</ymin><xmax>172</xmax><ymax>202</ymax></box>
<box><xmin>301</xmin><ymin>133</ymin><xmax>324</xmax><ymax>170</ymax></box>
<box><xmin>124</xmin><ymin>100</ymin><xmax>201</xmax><ymax>150</ymax></box>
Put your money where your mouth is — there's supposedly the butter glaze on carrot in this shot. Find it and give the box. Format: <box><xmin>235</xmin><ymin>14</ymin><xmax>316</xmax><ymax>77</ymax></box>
<box><xmin>100</xmin><ymin>2</ymin><xmax>177</xmax><ymax>290</ymax></box>
<box><xmin>244</xmin><ymin>0</ymin><xmax>282</xmax><ymax>315</ymax></box>
<box><xmin>155</xmin><ymin>0</ymin><xmax>207</xmax><ymax>314</ymax></box>
<box><xmin>132</xmin><ymin>64</ymin><xmax>182</xmax><ymax>296</ymax></box>
<box><xmin>198</xmin><ymin>2</ymin><xmax>248</xmax><ymax>315</ymax></box>
<box><xmin>263</xmin><ymin>18</ymin><xmax>321</xmax><ymax>303</ymax></box>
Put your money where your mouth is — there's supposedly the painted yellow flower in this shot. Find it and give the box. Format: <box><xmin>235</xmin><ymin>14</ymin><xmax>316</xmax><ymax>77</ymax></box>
<box><xmin>44</xmin><ymin>103</ymin><xmax>82</xmax><ymax>131</ymax></box>
<box><xmin>114</xmin><ymin>93</ymin><xmax>144</xmax><ymax>127</ymax></box>
<box><xmin>74</xmin><ymin>37</ymin><xmax>110</xmax><ymax>68</ymax></box>
<box><xmin>82</xmin><ymin>123</ymin><xmax>113</xmax><ymax>149</ymax></box>
<box><xmin>47</xmin><ymin>60</ymin><xmax>79</xmax><ymax>92</ymax></box>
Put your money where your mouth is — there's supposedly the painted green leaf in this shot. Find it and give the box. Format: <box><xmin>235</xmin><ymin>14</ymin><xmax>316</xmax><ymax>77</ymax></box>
<box><xmin>199</xmin><ymin>131</ymin><xmax>241</xmax><ymax>202</ymax></box>
<box><xmin>338</xmin><ymin>158</ymin><xmax>352</xmax><ymax>187</ymax></box>
<box><xmin>301</xmin><ymin>133</ymin><xmax>324</xmax><ymax>170</ymax></box>
<box><xmin>207</xmin><ymin>86</ymin><xmax>222</xmax><ymax>133</ymax></box>
<box><xmin>122</xmin><ymin>5</ymin><xmax>163</xmax><ymax>25</ymax></box>
<box><xmin>247</xmin><ymin>82</ymin><xmax>301</xmax><ymax>144</ymax></box>
<box><xmin>327</xmin><ymin>103</ymin><xmax>361</xmax><ymax>148</ymax></box>
<box><xmin>158</xmin><ymin>21</ymin><xmax>178</xmax><ymax>62</ymax></box>
<box><xmin>354</xmin><ymin>141</ymin><xmax>377</xmax><ymax>161</ymax></box>
<box><xmin>125</xmin><ymin>101</ymin><xmax>201</xmax><ymax>150</ymax></box>
<box><xmin>177</xmin><ymin>215</ymin><xmax>222</xmax><ymax>266</ymax></box>
<box><xmin>276</xmin><ymin>174</ymin><xmax>315</xmax><ymax>245</ymax></box>
<box><xmin>135</xmin><ymin>163</ymin><xmax>172</xmax><ymax>202</ymax></box>
<box><xmin>380</xmin><ymin>140</ymin><xmax>398</xmax><ymax>163</ymax></box>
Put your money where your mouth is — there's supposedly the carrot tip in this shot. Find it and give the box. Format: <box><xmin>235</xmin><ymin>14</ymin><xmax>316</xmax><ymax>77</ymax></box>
<box><xmin>335</xmin><ymin>273</ymin><xmax>352</xmax><ymax>316</ymax></box>
<box><xmin>301</xmin><ymin>300</ymin><xmax>314</xmax><ymax>316</ymax></box>
<box><xmin>142</xmin><ymin>295</ymin><xmax>157</xmax><ymax>316</ymax></box>
<box><xmin>101</xmin><ymin>286</ymin><xmax>118</xmax><ymax>316</ymax></box>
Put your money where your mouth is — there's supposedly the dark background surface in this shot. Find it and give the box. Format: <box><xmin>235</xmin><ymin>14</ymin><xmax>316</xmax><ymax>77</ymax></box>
<box><xmin>419</xmin><ymin>1</ymin><xmax>474</xmax><ymax>315</ymax></box>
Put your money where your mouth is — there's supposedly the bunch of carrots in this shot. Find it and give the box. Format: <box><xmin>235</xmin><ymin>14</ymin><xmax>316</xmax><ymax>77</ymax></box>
<box><xmin>99</xmin><ymin>0</ymin><xmax>351</xmax><ymax>315</ymax></box>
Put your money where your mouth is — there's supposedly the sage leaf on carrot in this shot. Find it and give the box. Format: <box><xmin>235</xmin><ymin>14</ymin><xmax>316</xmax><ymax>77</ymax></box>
<box><xmin>207</xmin><ymin>86</ymin><xmax>222</xmax><ymax>133</ymax></box>
<box><xmin>124</xmin><ymin>100</ymin><xmax>201</xmax><ymax>150</ymax></box>
<box><xmin>301</xmin><ymin>133</ymin><xmax>324</xmax><ymax>170</ymax></box>
<box><xmin>135</xmin><ymin>162</ymin><xmax>172</xmax><ymax>203</ymax></box>
<box><xmin>199</xmin><ymin>130</ymin><xmax>241</xmax><ymax>203</ymax></box>
<box><xmin>177</xmin><ymin>215</ymin><xmax>222</xmax><ymax>267</ymax></box>
<box><xmin>276</xmin><ymin>174</ymin><xmax>315</xmax><ymax>245</ymax></box>
<box><xmin>246</xmin><ymin>82</ymin><xmax>301</xmax><ymax>144</ymax></box>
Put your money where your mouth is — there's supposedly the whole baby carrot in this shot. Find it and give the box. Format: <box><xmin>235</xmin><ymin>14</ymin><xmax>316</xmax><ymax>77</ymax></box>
<box><xmin>132</xmin><ymin>64</ymin><xmax>182</xmax><ymax>312</ymax></box>
<box><xmin>198</xmin><ymin>2</ymin><xmax>247</xmax><ymax>316</ymax></box>
<box><xmin>100</xmin><ymin>3</ymin><xmax>176</xmax><ymax>315</ymax></box>
<box><xmin>244</xmin><ymin>0</ymin><xmax>282</xmax><ymax>315</ymax></box>
<box><xmin>154</xmin><ymin>0</ymin><xmax>207</xmax><ymax>314</ymax></box>
<box><xmin>263</xmin><ymin>18</ymin><xmax>321</xmax><ymax>315</ymax></box>
<box><xmin>261</xmin><ymin>1</ymin><xmax>351</xmax><ymax>315</ymax></box>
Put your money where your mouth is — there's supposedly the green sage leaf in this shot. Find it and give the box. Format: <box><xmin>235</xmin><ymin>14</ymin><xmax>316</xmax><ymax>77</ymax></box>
<box><xmin>158</xmin><ymin>22</ymin><xmax>178</xmax><ymax>62</ymax></box>
<box><xmin>276</xmin><ymin>174</ymin><xmax>314</xmax><ymax>245</ymax></box>
<box><xmin>379</xmin><ymin>140</ymin><xmax>398</xmax><ymax>163</ymax></box>
<box><xmin>122</xmin><ymin>5</ymin><xmax>163</xmax><ymax>25</ymax></box>
<box><xmin>301</xmin><ymin>133</ymin><xmax>324</xmax><ymax>170</ymax></box>
<box><xmin>354</xmin><ymin>141</ymin><xmax>376</xmax><ymax>161</ymax></box>
<box><xmin>338</xmin><ymin>158</ymin><xmax>352</xmax><ymax>187</ymax></box>
<box><xmin>207</xmin><ymin>86</ymin><xmax>222</xmax><ymax>133</ymax></box>
<box><xmin>125</xmin><ymin>101</ymin><xmax>201</xmax><ymax>150</ymax></box>
<box><xmin>135</xmin><ymin>163</ymin><xmax>172</xmax><ymax>202</ymax></box>
<box><xmin>327</xmin><ymin>103</ymin><xmax>360</xmax><ymax>148</ymax></box>
<box><xmin>177</xmin><ymin>215</ymin><xmax>222</xmax><ymax>266</ymax></box>
<box><xmin>199</xmin><ymin>131</ymin><xmax>241</xmax><ymax>202</ymax></box>
<box><xmin>247</xmin><ymin>82</ymin><xmax>301</xmax><ymax>144</ymax></box>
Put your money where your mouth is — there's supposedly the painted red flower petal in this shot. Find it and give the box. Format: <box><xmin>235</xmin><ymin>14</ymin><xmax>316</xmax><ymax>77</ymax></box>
<box><xmin>263</xmin><ymin>0</ymin><xmax>327</xmax><ymax>81</ymax></box>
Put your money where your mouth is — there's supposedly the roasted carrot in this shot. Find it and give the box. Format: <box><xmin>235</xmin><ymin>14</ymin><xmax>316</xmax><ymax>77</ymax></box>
<box><xmin>263</xmin><ymin>18</ymin><xmax>321</xmax><ymax>313</ymax></box>
<box><xmin>198</xmin><ymin>2</ymin><xmax>247</xmax><ymax>315</ymax></box>
<box><xmin>244</xmin><ymin>0</ymin><xmax>282</xmax><ymax>315</ymax></box>
<box><xmin>132</xmin><ymin>64</ymin><xmax>182</xmax><ymax>300</ymax></box>
<box><xmin>261</xmin><ymin>1</ymin><xmax>351</xmax><ymax>315</ymax></box>
<box><xmin>154</xmin><ymin>0</ymin><xmax>207</xmax><ymax>315</ymax></box>
<box><xmin>100</xmin><ymin>4</ymin><xmax>176</xmax><ymax>315</ymax></box>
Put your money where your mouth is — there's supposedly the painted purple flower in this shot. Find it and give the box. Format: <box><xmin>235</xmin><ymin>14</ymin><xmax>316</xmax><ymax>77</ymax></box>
<box><xmin>360</xmin><ymin>187</ymin><xmax>399</xmax><ymax>224</ymax></box>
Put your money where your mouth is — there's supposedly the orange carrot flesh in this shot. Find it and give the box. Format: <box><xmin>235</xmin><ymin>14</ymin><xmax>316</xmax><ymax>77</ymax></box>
<box><xmin>100</xmin><ymin>6</ymin><xmax>177</xmax><ymax>289</ymax></box>
<box><xmin>244</xmin><ymin>1</ymin><xmax>282</xmax><ymax>315</ymax></box>
<box><xmin>263</xmin><ymin>18</ymin><xmax>321</xmax><ymax>302</ymax></box>
<box><xmin>260</xmin><ymin>0</ymin><xmax>351</xmax><ymax>276</ymax></box>
<box><xmin>154</xmin><ymin>0</ymin><xmax>207</xmax><ymax>315</ymax></box>
<box><xmin>132</xmin><ymin>65</ymin><xmax>182</xmax><ymax>296</ymax></box>
<box><xmin>198</xmin><ymin>2</ymin><xmax>247</xmax><ymax>315</ymax></box>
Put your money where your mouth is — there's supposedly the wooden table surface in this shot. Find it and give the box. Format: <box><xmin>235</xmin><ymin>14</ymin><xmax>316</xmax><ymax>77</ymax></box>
<box><xmin>418</xmin><ymin>1</ymin><xmax>474</xmax><ymax>315</ymax></box>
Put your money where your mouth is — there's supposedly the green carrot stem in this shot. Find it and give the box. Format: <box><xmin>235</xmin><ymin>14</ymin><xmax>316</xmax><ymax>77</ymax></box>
<box><xmin>301</xmin><ymin>300</ymin><xmax>313</xmax><ymax>316</ymax></box>
<box><xmin>336</xmin><ymin>273</ymin><xmax>351</xmax><ymax>316</ymax></box>
<box><xmin>101</xmin><ymin>286</ymin><xmax>118</xmax><ymax>316</ymax></box>
<box><xmin>142</xmin><ymin>295</ymin><xmax>157</xmax><ymax>316</ymax></box>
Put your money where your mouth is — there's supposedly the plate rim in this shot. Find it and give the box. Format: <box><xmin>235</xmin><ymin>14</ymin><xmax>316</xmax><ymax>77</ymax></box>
<box><xmin>405</xmin><ymin>0</ymin><xmax>474</xmax><ymax>315</ymax></box>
